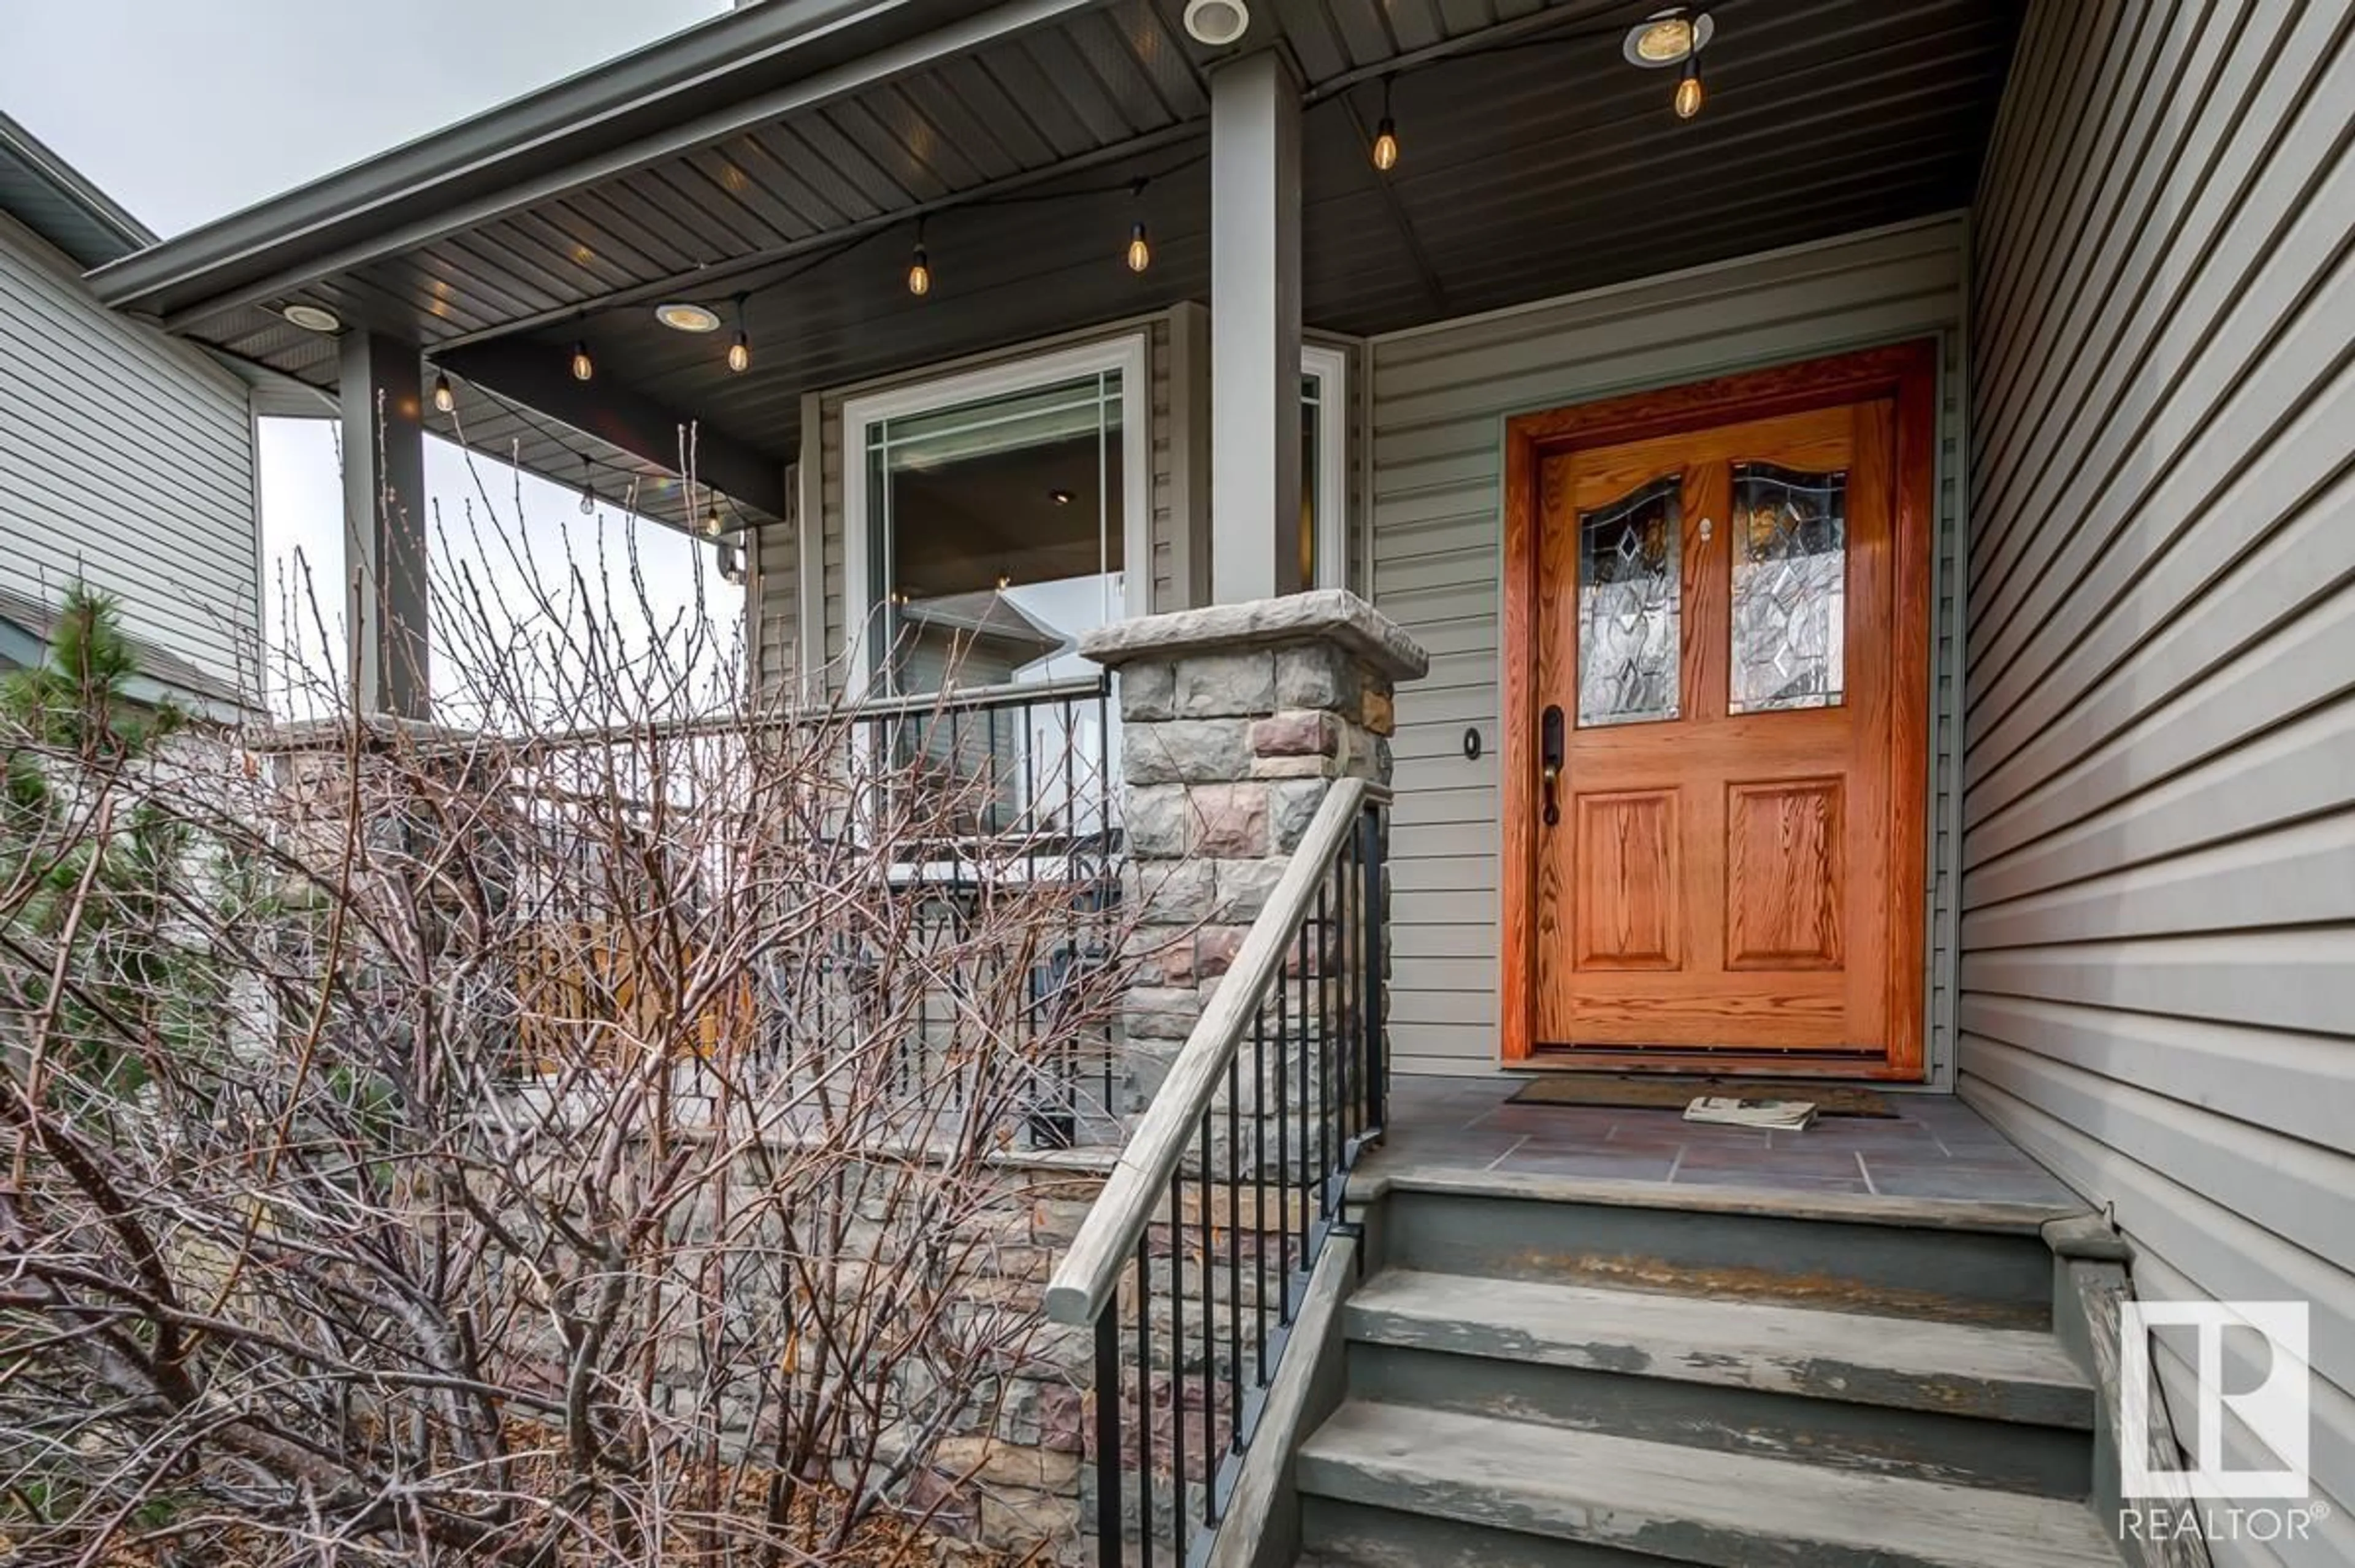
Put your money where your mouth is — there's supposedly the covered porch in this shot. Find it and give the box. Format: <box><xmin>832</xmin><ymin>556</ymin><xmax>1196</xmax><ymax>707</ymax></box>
<box><xmin>88</xmin><ymin>0</ymin><xmax>2015</xmax><ymax>1091</ymax></box>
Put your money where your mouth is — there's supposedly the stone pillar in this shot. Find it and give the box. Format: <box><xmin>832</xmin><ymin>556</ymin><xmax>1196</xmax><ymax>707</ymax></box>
<box><xmin>1078</xmin><ymin>590</ymin><xmax>1428</xmax><ymax>1112</ymax></box>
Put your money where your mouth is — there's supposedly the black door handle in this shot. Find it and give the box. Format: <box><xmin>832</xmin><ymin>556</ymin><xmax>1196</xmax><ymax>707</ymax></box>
<box><xmin>1540</xmin><ymin>705</ymin><xmax>1564</xmax><ymax>827</ymax></box>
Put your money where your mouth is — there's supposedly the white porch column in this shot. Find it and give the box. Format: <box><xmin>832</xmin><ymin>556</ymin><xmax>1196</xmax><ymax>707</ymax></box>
<box><xmin>339</xmin><ymin>331</ymin><xmax>431</xmax><ymax>718</ymax></box>
<box><xmin>1208</xmin><ymin>49</ymin><xmax>1304</xmax><ymax>604</ymax></box>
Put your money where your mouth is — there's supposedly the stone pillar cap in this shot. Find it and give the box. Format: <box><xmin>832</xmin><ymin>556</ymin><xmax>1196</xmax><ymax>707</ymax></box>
<box><xmin>1078</xmin><ymin>589</ymin><xmax>1428</xmax><ymax>682</ymax></box>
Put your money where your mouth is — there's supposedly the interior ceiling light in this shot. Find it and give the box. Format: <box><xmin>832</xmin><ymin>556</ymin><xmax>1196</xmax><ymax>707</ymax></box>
<box><xmin>1049</xmin><ymin>488</ymin><xmax>1076</xmax><ymax>506</ymax></box>
<box><xmin>1182</xmin><ymin>0</ymin><xmax>1250</xmax><ymax>48</ymax></box>
<box><xmin>281</xmin><ymin>302</ymin><xmax>342</xmax><ymax>333</ymax></box>
<box><xmin>1623</xmin><ymin>7</ymin><xmax>1713</xmax><ymax>67</ymax></box>
<box><xmin>655</xmin><ymin>300</ymin><xmax>722</xmax><ymax>332</ymax></box>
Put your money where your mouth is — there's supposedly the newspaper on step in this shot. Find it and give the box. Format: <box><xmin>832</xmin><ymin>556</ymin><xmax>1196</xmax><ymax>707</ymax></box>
<box><xmin>1682</xmin><ymin>1095</ymin><xmax>1818</xmax><ymax>1131</ymax></box>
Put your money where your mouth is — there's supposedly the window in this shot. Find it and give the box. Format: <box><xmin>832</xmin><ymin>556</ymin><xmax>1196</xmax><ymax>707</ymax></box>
<box><xmin>1301</xmin><ymin>343</ymin><xmax>1350</xmax><ymax>591</ymax></box>
<box><xmin>842</xmin><ymin>337</ymin><xmax>1150</xmax><ymax>698</ymax></box>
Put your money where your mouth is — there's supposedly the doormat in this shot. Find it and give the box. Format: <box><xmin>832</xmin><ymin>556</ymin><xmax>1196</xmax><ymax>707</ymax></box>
<box><xmin>1507</xmin><ymin>1075</ymin><xmax>1896</xmax><ymax>1119</ymax></box>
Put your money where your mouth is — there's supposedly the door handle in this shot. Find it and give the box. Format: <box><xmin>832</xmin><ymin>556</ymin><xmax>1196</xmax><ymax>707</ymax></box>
<box><xmin>1540</xmin><ymin>705</ymin><xmax>1564</xmax><ymax>827</ymax></box>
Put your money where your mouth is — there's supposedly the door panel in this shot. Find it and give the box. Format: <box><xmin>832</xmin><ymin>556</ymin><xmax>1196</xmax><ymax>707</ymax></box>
<box><xmin>1501</xmin><ymin>344</ymin><xmax>1936</xmax><ymax>1076</ymax></box>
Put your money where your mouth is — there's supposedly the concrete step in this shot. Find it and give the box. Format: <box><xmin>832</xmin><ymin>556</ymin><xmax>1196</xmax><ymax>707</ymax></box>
<box><xmin>1295</xmin><ymin>1400</ymin><xmax>2120</xmax><ymax>1568</ymax></box>
<box><xmin>1343</xmin><ymin>1269</ymin><xmax>2094</xmax><ymax>1496</ymax></box>
<box><xmin>1362</xmin><ymin>1165</ymin><xmax>2069</xmax><ymax>1329</ymax></box>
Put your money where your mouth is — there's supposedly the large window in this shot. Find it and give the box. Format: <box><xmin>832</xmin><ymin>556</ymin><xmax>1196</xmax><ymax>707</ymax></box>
<box><xmin>843</xmin><ymin>338</ymin><xmax>1149</xmax><ymax>698</ymax></box>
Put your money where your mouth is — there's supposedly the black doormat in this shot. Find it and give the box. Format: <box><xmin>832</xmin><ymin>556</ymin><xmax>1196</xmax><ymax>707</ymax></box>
<box><xmin>1506</xmin><ymin>1074</ymin><xmax>1897</xmax><ymax>1119</ymax></box>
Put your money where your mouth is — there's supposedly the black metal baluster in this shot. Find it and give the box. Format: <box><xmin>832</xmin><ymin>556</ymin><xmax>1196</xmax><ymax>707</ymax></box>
<box><xmin>1197</xmin><ymin>1112</ymin><xmax>1216</xmax><ymax>1525</ymax></box>
<box><xmin>1317</xmin><ymin>876</ymin><xmax>1333</xmax><ymax>1214</ymax></box>
<box><xmin>1096</xmin><ymin>1302</ymin><xmax>1122</xmax><ymax>1568</ymax></box>
<box><xmin>1365</xmin><ymin>805</ymin><xmax>1387</xmax><ymax>1136</ymax></box>
<box><xmin>1273</xmin><ymin>981</ymin><xmax>1291</xmax><ymax>1324</ymax></box>
<box><xmin>1225</xmin><ymin>1046</ymin><xmax>1243</xmax><ymax>1457</ymax></box>
<box><xmin>1168</xmin><ymin>1171</ymin><xmax>1186</xmax><ymax>1564</ymax></box>
<box><xmin>1136</xmin><ymin>1234</ymin><xmax>1152</xmax><ymax>1568</ymax></box>
<box><xmin>1254</xmin><ymin>1004</ymin><xmax>1271</xmax><ymax>1374</ymax></box>
<box><xmin>1295</xmin><ymin>916</ymin><xmax>1312</xmax><ymax>1252</ymax></box>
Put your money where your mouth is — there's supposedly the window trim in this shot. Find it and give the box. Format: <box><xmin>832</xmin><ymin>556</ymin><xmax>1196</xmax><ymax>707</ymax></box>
<box><xmin>838</xmin><ymin>333</ymin><xmax>1152</xmax><ymax>695</ymax></box>
<box><xmin>1302</xmin><ymin>341</ymin><xmax>1350</xmax><ymax>591</ymax></box>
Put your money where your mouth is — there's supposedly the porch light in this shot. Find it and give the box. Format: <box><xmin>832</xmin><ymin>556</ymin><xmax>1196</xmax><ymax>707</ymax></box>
<box><xmin>1371</xmin><ymin>78</ymin><xmax>1400</xmax><ymax>172</ymax></box>
<box><xmin>654</xmin><ymin>301</ymin><xmax>722</xmax><ymax>333</ymax></box>
<box><xmin>281</xmin><ymin>302</ymin><xmax>341</xmax><ymax>333</ymax></box>
<box><xmin>1675</xmin><ymin>52</ymin><xmax>1705</xmax><ymax>119</ymax></box>
<box><xmin>578</xmin><ymin>454</ymin><xmax>596</xmax><ymax>514</ymax></box>
<box><xmin>431</xmin><ymin>371</ymin><xmax>454</xmax><ymax>415</ymax></box>
<box><xmin>570</xmin><ymin>340</ymin><xmax>594</xmax><ymax>382</ymax></box>
<box><xmin>700</xmin><ymin>498</ymin><xmax>725</xmax><ymax>537</ymax></box>
<box><xmin>724</xmin><ymin>294</ymin><xmax>751</xmax><ymax>372</ymax></box>
<box><xmin>1182</xmin><ymin>0</ymin><xmax>1249</xmax><ymax>47</ymax></box>
<box><xmin>908</xmin><ymin>222</ymin><xmax>932</xmax><ymax>297</ymax></box>
<box><xmin>1622</xmin><ymin>7</ymin><xmax>1712</xmax><ymax>67</ymax></box>
<box><xmin>1127</xmin><ymin>220</ymin><xmax>1151</xmax><ymax>273</ymax></box>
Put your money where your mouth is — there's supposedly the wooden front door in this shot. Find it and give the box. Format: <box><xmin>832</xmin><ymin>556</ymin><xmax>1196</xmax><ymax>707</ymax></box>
<box><xmin>1500</xmin><ymin>344</ymin><xmax>1936</xmax><ymax>1077</ymax></box>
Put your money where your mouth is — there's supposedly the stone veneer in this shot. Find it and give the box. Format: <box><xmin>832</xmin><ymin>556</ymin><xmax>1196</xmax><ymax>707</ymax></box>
<box><xmin>1079</xmin><ymin>591</ymin><xmax>1430</xmax><ymax>1111</ymax></box>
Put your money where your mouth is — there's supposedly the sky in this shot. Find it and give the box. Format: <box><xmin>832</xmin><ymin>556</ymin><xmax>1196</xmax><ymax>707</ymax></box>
<box><xmin>1</xmin><ymin>0</ymin><xmax>739</xmax><ymax>717</ymax></box>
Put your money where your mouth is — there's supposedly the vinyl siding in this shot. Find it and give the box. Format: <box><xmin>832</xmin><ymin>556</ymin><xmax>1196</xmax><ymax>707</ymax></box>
<box><xmin>0</xmin><ymin>210</ymin><xmax>257</xmax><ymax>691</ymax></box>
<box><xmin>753</xmin><ymin>314</ymin><xmax>1180</xmax><ymax>691</ymax></box>
<box><xmin>1367</xmin><ymin>218</ymin><xmax>1971</xmax><ymax>1079</ymax></box>
<box><xmin>1961</xmin><ymin>1</ymin><xmax>2355</xmax><ymax>1557</ymax></box>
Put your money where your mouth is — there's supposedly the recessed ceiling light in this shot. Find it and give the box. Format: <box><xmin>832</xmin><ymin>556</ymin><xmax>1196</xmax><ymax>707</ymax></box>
<box><xmin>1049</xmin><ymin>488</ymin><xmax>1076</xmax><ymax>505</ymax></box>
<box><xmin>654</xmin><ymin>300</ymin><xmax>723</xmax><ymax>333</ymax></box>
<box><xmin>1623</xmin><ymin>7</ymin><xmax>1713</xmax><ymax>67</ymax></box>
<box><xmin>281</xmin><ymin>302</ymin><xmax>342</xmax><ymax>333</ymax></box>
<box><xmin>1182</xmin><ymin>0</ymin><xmax>1250</xmax><ymax>47</ymax></box>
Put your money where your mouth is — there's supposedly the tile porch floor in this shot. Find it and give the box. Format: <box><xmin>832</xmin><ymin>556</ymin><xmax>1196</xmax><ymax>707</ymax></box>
<box><xmin>1371</xmin><ymin>1074</ymin><xmax>2080</xmax><ymax>1207</ymax></box>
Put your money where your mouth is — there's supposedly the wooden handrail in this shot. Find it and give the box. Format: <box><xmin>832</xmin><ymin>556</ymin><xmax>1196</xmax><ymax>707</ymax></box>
<box><xmin>1044</xmin><ymin>776</ymin><xmax>1379</xmax><ymax>1326</ymax></box>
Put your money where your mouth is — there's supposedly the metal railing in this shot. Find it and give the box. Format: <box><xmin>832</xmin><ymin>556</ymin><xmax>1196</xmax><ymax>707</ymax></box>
<box><xmin>1044</xmin><ymin>778</ymin><xmax>1388</xmax><ymax>1564</ymax></box>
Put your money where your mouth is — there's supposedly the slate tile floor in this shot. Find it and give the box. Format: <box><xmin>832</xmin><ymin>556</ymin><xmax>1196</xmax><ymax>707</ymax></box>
<box><xmin>1372</xmin><ymin>1074</ymin><xmax>2080</xmax><ymax>1207</ymax></box>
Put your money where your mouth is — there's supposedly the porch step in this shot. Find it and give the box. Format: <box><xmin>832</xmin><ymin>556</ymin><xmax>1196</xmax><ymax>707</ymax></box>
<box><xmin>1294</xmin><ymin>1401</ymin><xmax>2119</xmax><ymax>1568</ymax></box>
<box><xmin>1343</xmin><ymin>1270</ymin><xmax>2094</xmax><ymax>1496</ymax></box>
<box><xmin>1364</xmin><ymin>1165</ymin><xmax>2068</xmax><ymax>1329</ymax></box>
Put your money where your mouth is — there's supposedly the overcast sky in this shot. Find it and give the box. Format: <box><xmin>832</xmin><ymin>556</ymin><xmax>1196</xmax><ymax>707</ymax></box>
<box><xmin>1</xmin><ymin>0</ymin><xmax>739</xmax><ymax>716</ymax></box>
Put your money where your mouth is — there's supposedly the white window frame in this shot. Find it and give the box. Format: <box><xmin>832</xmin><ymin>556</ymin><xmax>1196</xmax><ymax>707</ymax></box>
<box><xmin>838</xmin><ymin>334</ymin><xmax>1152</xmax><ymax>696</ymax></box>
<box><xmin>1302</xmin><ymin>341</ymin><xmax>1351</xmax><ymax>591</ymax></box>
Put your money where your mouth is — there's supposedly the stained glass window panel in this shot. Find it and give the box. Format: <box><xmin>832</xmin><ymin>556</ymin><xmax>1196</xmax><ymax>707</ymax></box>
<box><xmin>1577</xmin><ymin>474</ymin><xmax>1682</xmax><ymax>727</ymax></box>
<box><xmin>1729</xmin><ymin>462</ymin><xmax>1847</xmax><ymax>714</ymax></box>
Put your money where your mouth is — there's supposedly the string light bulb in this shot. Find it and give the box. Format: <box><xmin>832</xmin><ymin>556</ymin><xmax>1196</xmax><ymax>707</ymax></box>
<box><xmin>1371</xmin><ymin>78</ymin><xmax>1400</xmax><ymax>172</ymax></box>
<box><xmin>1127</xmin><ymin>220</ymin><xmax>1151</xmax><ymax>273</ymax></box>
<box><xmin>700</xmin><ymin>498</ymin><xmax>724</xmax><ymax>537</ymax></box>
<box><xmin>431</xmin><ymin>371</ymin><xmax>454</xmax><ymax>415</ymax></box>
<box><xmin>907</xmin><ymin>220</ymin><xmax>932</xmax><ymax>297</ymax></box>
<box><xmin>578</xmin><ymin>455</ymin><xmax>596</xmax><ymax>515</ymax></box>
<box><xmin>570</xmin><ymin>340</ymin><xmax>594</xmax><ymax>381</ymax></box>
<box><xmin>1674</xmin><ymin>52</ymin><xmax>1704</xmax><ymax>119</ymax></box>
<box><xmin>726</xmin><ymin>296</ymin><xmax>751</xmax><ymax>373</ymax></box>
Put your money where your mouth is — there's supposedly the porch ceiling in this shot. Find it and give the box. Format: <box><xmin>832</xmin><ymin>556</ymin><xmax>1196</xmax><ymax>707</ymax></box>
<box><xmin>93</xmin><ymin>0</ymin><xmax>2020</xmax><ymax>532</ymax></box>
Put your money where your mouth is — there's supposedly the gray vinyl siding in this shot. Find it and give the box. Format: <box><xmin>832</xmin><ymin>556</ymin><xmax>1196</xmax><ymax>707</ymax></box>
<box><xmin>1367</xmin><ymin>217</ymin><xmax>1971</xmax><ymax>1079</ymax></box>
<box><xmin>0</xmin><ymin>209</ymin><xmax>257</xmax><ymax>692</ymax></box>
<box><xmin>753</xmin><ymin>314</ymin><xmax>1180</xmax><ymax>691</ymax></box>
<box><xmin>1960</xmin><ymin>1</ymin><xmax>2355</xmax><ymax>1557</ymax></box>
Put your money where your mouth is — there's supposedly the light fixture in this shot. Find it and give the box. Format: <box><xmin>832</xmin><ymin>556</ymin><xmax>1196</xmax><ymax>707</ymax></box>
<box><xmin>281</xmin><ymin>302</ymin><xmax>342</xmax><ymax>334</ymax></box>
<box><xmin>699</xmin><ymin>497</ymin><xmax>725</xmax><ymax>537</ymax></box>
<box><xmin>570</xmin><ymin>340</ymin><xmax>594</xmax><ymax>382</ymax></box>
<box><xmin>1125</xmin><ymin>180</ymin><xmax>1152</xmax><ymax>272</ymax></box>
<box><xmin>578</xmin><ymin>455</ymin><xmax>596</xmax><ymax>515</ymax></box>
<box><xmin>1675</xmin><ymin>52</ymin><xmax>1705</xmax><ymax>119</ymax></box>
<box><xmin>1049</xmin><ymin>488</ymin><xmax>1076</xmax><ymax>506</ymax></box>
<box><xmin>995</xmin><ymin>572</ymin><xmax>1011</xmax><ymax>591</ymax></box>
<box><xmin>431</xmin><ymin>371</ymin><xmax>454</xmax><ymax>415</ymax></box>
<box><xmin>717</xmin><ymin>540</ymin><xmax>746</xmax><ymax>586</ymax></box>
<box><xmin>908</xmin><ymin>221</ymin><xmax>932</xmax><ymax>297</ymax></box>
<box><xmin>654</xmin><ymin>300</ymin><xmax>722</xmax><ymax>333</ymax></box>
<box><xmin>1371</xmin><ymin>78</ymin><xmax>1400</xmax><ymax>172</ymax></box>
<box><xmin>727</xmin><ymin>295</ymin><xmax>751</xmax><ymax>373</ymax></box>
<box><xmin>1182</xmin><ymin>0</ymin><xmax>1250</xmax><ymax>47</ymax></box>
<box><xmin>1622</xmin><ymin>6</ymin><xmax>1713</xmax><ymax>67</ymax></box>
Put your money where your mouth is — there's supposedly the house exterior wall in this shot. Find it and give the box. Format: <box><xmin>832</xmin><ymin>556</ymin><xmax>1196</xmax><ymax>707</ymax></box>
<box><xmin>1959</xmin><ymin>1</ymin><xmax>2355</xmax><ymax>1556</ymax></box>
<box><xmin>1365</xmin><ymin>218</ymin><xmax>1971</xmax><ymax>1079</ymax></box>
<box><xmin>0</xmin><ymin>207</ymin><xmax>258</xmax><ymax>692</ymax></box>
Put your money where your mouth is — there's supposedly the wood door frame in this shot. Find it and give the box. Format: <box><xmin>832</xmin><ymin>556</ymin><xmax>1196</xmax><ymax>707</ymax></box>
<box><xmin>1499</xmin><ymin>340</ymin><xmax>1939</xmax><ymax>1078</ymax></box>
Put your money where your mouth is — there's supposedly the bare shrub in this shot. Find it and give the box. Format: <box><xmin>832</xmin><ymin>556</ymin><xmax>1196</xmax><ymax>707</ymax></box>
<box><xmin>0</xmin><ymin>492</ymin><xmax>1127</xmax><ymax>1564</ymax></box>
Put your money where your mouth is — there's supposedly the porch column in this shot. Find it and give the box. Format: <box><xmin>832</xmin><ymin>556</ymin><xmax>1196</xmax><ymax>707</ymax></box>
<box><xmin>1208</xmin><ymin>49</ymin><xmax>1304</xmax><ymax>604</ymax></box>
<box><xmin>339</xmin><ymin>331</ymin><xmax>430</xmax><ymax>719</ymax></box>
